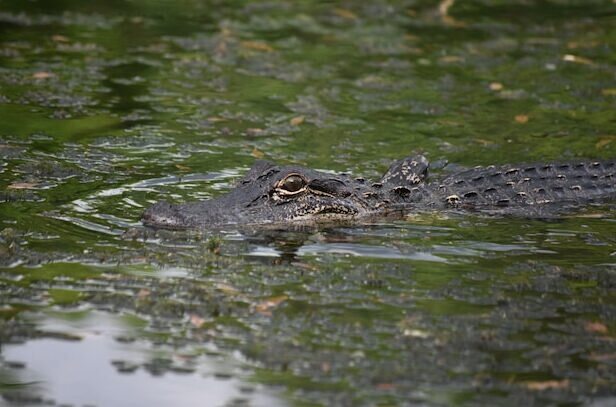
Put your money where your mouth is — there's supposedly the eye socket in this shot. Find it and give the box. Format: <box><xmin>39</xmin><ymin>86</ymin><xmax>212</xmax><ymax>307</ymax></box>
<box><xmin>280</xmin><ymin>174</ymin><xmax>306</xmax><ymax>193</ymax></box>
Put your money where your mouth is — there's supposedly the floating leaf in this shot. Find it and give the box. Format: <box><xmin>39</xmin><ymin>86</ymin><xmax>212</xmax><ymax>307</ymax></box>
<box><xmin>514</xmin><ymin>114</ymin><xmax>529</xmax><ymax>124</ymax></box>
<box><xmin>246</xmin><ymin>128</ymin><xmax>264</xmax><ymax>137</ymax></box>
<box><xmin>32</xmin><ymin>71</ymin><xmax>54</xmax><ymax>79</ymax></box>
<box><xmin>254</xmin><ymin>295</ymin><xmax>288</xmax><ymax>315</ymax></box>
<box><xmin>251</xmin><ymin>147</ymin><xmax>264</xmax><ymax>159</ymax></box>
<box><xmin>402</xmin><ymin>329</ymin><xmax>429</xmax><ymax>339</ymax></box>
<box><xmin>474</xmin><ymin>138</ymin><xmax>494</xmax><ymax>146</ymax></box>
<box><xmin>525</xmin><ymin>379</ymin><xmax>569</xmax><ymax>391</ymax></box>
<box><xmin>588</xmin><ymin>353</ymin><xmax>616</xmax><ymax>362</ymax></box>
<box><xmin>290</xmin><ymin>116</ymin><xmax>305</xmax><ymax>126</ymax></box>
<box><xmin>334</xmin><ymin>8</ymin><xmax>358</xmax><ymax>20</ymax></box>
<box><xmin>585</xmin><ymin>321</ymin><xmax>608</xmax><ymax>334</ymax></box>
<box><xmin>375</xmin><ymin>383</ymin><xmax>396</xmax><ymax>390</ymax></box>
<box><xmin>489</xmin><ymin>82</ymin><xmax>504</xmax><ymax>91</ymax></box>
<box><xmin>438</xmin><ymin>0</ymin><xmax>465</xmax><ymax>27</ymax></box>
<box><xmin>189</xmin><ymin>314</ymin><xmax>206</xmax><ymax>328</ymax></box>
<box><xmin>51</xmin><ymin>35</ymin><xmax>69</xmax><ymax>42</ymax></box>
<box><xmin>8</xmin><ymin>182</ymin><xmax>38</xmax><ymax>189</ymax></box>
<box><xmin>567</xmin><ymin>40</ymin><xmax>599</xmax><ymax>49</ymax></box>
<box><xmin>601</xmin><ymin>88</ymin><xmax>616</xmax><ymax>96</ymax></box>
<box><xmin>175</xmin><ymin>164</ymin><xmax>191</xmax><ymax>172</ymax></box>
<box><xmin>215</xmin><ymin>283</ymin><xmax>240</xmax><ymax>296</ymax></box>
<box><xmin>241</xmin><ymin>41</ymin><xmax>273</xmax><ymax>52</ymax></box>
<box><xmin>440</xmin><ymin>55</ymin><xmax>463</xmax><ymax>63</ymax></box>
<box><xmin>595</xmin><ymin>136</ymin><xmax>614</xmax><ymax>149</ymax></box>
<box><xmin>563</xmin><ymin>54</ymin><xmax>594</xmax><ymax>65</ymax></box>
<box><xmin>137</xmin><ymin>289</ymin><xmax>150</xmax><ymax>300</ymax></box>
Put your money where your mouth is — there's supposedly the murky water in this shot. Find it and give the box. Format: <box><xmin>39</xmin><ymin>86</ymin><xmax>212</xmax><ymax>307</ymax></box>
<box><xmin>1</xmin><ymin>0</ymin><xmax>615</xmax><ymax>406</ymax></box>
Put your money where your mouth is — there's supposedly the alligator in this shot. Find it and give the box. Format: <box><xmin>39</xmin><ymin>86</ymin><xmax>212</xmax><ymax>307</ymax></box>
<box><xmin>142</xmin><ymin>155</ymin><xmax>616</xmax><ymax>229</ymax></box>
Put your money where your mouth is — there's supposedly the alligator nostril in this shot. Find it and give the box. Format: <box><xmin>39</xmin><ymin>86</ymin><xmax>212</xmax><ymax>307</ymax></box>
<box><xmin>142</xmin><ymin>201</ymin><xmax>188</xmax><ymax>229</ymax></box>
<box><xmin>391</xmin><ymin>186</ymin><xmax>411</xmax><ymax>197</ymax></box>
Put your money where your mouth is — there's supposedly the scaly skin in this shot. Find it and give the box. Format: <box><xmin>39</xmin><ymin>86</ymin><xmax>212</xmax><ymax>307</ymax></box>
<box><xmin>142</xmin><ymin>156</ymin><xmax>615</xmax><ymax>229</ymax></box>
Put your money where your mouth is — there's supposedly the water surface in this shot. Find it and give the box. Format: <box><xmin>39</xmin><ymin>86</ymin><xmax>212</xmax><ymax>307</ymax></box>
<box><xmin>1</xmin><ymin>0</ymin><xmax>615</xmax><ymax>405</ymax></box>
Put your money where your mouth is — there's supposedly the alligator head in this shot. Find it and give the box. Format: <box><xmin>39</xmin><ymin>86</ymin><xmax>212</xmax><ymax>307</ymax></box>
<box><xmin>142</xmin><ymin>155</ymin><xmax>430</xmax><ymax>229</ymax></box>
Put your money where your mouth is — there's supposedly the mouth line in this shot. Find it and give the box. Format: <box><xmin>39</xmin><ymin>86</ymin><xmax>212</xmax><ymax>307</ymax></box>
<box><xmin>293</xmin><ymin>204</ymin><xmax>360</xmax><ymax>220</ymax></box>
<box><xmin>314</xmin><ymin>206</ymin><xmax>356</xmax><ymax>215</ymax></box>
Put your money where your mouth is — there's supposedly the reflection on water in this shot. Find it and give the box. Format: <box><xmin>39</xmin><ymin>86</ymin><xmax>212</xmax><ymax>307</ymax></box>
<box><xmin>1</xmin><ymin>0</ymin><xmax>615</xmax><ymax>405</ymax></box>
<box><xmin>2</xmin><ymin>312</ymin><xmax>282</xmax><ymax>406</ymax></box>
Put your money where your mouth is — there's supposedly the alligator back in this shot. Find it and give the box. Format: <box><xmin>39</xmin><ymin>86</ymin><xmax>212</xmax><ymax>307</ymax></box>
<box><xmin>414</xmin><ymin>160</ymin><xmax>616</xmax><ymax>215</ymax></box>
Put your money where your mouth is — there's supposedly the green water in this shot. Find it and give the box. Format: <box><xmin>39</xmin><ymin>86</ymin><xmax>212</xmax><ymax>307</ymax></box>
<box><xmin>1</xmin><ymin>0</ymin><xmax>615</xmax><ymax>405</ymax></box>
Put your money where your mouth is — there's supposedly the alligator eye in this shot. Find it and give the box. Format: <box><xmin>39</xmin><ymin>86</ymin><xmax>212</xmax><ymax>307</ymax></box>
<box><xmin>280</xmin><ymin>174</ymin><xmax>306</xmax><ymax>193</ymax></box>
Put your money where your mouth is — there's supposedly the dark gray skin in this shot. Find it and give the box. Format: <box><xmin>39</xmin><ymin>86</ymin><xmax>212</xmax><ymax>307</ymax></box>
<box><xmin>142</xmin><ymin>155</ymin><xmax>616</xmax><ymax>229</ymax></box>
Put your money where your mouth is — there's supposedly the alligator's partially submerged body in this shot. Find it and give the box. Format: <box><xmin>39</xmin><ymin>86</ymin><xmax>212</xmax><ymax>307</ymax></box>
<box><xmin>142</xmin><ymin>155</ymin><xmax>616</xmax><ymax>229</ymax></box>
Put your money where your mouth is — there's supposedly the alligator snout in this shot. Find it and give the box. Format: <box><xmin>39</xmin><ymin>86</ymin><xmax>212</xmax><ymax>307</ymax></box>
<box><xmin>142</xmin><ymin>201</ymin><xmax>188</xmax><ymax>230</ymax></box>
